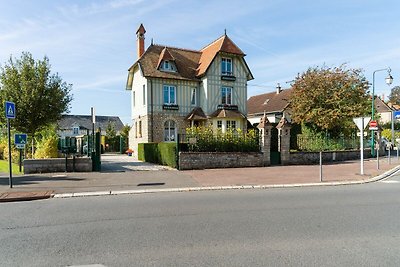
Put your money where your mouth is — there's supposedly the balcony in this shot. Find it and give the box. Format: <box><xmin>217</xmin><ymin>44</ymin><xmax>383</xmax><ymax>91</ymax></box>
<box><xmin>163</xmin><ymin>104</ymin><xmax>179</xmax><ymax>110</ymax></box>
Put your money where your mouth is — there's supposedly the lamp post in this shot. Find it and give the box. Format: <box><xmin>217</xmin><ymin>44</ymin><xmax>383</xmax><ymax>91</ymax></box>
<box><xmin>371</xmin><ymin>68</ymin><xmax>393</xmax><ymax>156</ymax></box>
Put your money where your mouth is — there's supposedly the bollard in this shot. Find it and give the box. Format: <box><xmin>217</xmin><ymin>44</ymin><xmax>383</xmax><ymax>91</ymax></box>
<box><xmin>319</xmin><ymin>151</ymin><xmax>323</xmax><ymax>182</ymax></box>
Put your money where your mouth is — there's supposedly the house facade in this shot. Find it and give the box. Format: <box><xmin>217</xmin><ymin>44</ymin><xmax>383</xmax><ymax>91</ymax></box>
<box><xmin>126</xmin><ymin>24</ymin><xmax>253</xmax><ymax>156</ymax></box>
<box><xmin>247</xmin><ymin>85</ymin><xmax>292</xmax><ymax>126</ymax></box>
<box><xmin>375</xmin><ymin>96</ymin><xmax>393</xmax><ymax>124</ymax></box>
<box><xmin>58</xmin><ymin>114</ymin><xmax>124</xmax><ymax>154</ymax></box>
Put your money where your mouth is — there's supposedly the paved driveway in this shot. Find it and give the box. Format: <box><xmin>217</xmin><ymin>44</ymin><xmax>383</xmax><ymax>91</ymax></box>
<box><xmin>100</xmin><ymin>153</ymin><xmax>172</xmax><ymax>172</ymax></box>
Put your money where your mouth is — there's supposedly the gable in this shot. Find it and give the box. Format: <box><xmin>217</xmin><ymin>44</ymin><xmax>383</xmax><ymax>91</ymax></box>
<box><xmin>128</xmin><ymin>34</ymin><xmax>253</xmax><ymax>82</ymax></box>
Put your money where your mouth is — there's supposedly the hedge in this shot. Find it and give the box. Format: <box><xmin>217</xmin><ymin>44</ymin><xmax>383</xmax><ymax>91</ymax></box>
<box><xmin>137</xmin><ymin>142</ymin><xmax>176</xmax><ymax>168</ymax></box>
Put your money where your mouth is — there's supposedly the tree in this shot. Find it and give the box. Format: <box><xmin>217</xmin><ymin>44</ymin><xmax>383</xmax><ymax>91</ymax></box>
<box><xmin>105</xmin><ymin>122</ymin><xmax>117</xmax><ymax>151</ymax></box>
<box><xmin>290</xmin><ymin>65</ymin><xmax>370</xmax><ymax>136</ymax></box>
<box><xmin>388</xmin><ymin>86</ymin><xmax>400</xmax><ymax>105</ymax></box>
<box><xmin>0</xmin><ymin>52</ymin><xmax>72</xmax><ymax>155</ymax></box>
<box><xmin>120</xmin><ymin>124</ymin><xmax>131</xmax><ymax>139</ymax></box>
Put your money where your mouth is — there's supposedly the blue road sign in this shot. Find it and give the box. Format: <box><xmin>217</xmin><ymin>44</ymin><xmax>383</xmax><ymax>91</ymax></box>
<box><xmin>5</xmin><ymin>101</ymin><xmax>15</xmax><ymax>119</ymax></box>
<box><xmin>394</xmin><ymin>111</ymin><xmax>400</xmax><ymax>120</ymax></box>
<box><xmin>14</xmin><ymin>133</ymin><xmax>27</xmax><ymax>146</ymax></box>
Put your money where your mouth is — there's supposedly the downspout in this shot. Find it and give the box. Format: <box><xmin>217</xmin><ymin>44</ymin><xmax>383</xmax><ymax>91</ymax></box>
<box><xmin>150</xmin><ymin>79</ymin><xmax>154</xmax><ymax>142</ymax></box>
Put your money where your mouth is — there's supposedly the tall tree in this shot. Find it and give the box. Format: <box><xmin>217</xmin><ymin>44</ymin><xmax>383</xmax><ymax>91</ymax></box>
<box><xmin>290</xmin><ymin>65</ymin><xmax>370</xmax><ymax>136</ymax></box>
<box><xmin>0</xmin><ymin>52</ymin><xmax>73</xmax><ymax>155</ymax></box>
<box><xmin>388</xmin><ymin>86</ymin><xmax>400</xmax><ymax>105</ymax></box>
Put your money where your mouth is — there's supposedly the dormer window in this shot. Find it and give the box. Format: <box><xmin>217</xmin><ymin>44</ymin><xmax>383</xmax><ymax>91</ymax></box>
<box><xmin>160</xmin><ymin>60</ymin><xmax>176</xmax><ymax>72</ymax></box>
<box><xmin>221</xmin><ymin>58</ymin><xmax>233</xmax><ymax>76</ymax></box>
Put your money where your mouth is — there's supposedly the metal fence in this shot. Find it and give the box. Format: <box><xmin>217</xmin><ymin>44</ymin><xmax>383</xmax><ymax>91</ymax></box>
<box><xmin>295</xmin><ymin>134</ymin><xmax>369</xmax><ymax>151</ymax></box>
<box><xmin>177</xmin><ymin>130</ymin><xmax>261</xmax><ymax>153</ymax></box>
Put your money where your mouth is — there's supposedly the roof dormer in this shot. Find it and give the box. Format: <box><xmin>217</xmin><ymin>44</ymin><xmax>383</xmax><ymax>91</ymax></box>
<box><xmin>157</xmin><ymin>47</ymin><xmax>177</xmax><ymax>72</ymax></box>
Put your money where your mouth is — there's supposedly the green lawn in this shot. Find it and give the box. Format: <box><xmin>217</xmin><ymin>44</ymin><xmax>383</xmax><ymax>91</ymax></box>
<box><xmin>0</xmin><ymin>160</ymin><xmax>24</xmax><ymax>175</ymax></box>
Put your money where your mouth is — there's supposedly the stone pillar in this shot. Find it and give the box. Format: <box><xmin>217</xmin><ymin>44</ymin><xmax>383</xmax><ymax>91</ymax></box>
<box><xmin>258</xmin><ymin>114</ymin><xmax>272</xmax><ymax>166</ymax></box>
<box><xmin>276</xmin><ymin>117</ymin><xmax>291</xmax><ymax>165</ymax></box>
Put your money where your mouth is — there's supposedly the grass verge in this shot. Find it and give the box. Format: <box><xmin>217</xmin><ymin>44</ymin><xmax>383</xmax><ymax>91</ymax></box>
<box><xmin>0</xmin><ymin>160</ymin><xmax>24</xmax><ymax>175</ymax></box>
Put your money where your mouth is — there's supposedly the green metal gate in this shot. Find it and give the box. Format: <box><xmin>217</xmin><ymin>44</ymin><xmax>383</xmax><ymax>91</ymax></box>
<box><xmin>270</xmin><ymin>126</ymin><xmax>281</xmax><ymax>165</ymax></box>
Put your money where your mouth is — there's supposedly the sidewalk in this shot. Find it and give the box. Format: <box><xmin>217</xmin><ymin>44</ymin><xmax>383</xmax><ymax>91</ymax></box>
<box><xmin>1</xmin><ymin>154</ymin><xmax>399</xmax><ymax>202</ymax></box>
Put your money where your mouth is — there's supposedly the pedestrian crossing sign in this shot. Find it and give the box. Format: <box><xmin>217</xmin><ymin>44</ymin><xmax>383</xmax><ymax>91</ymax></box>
<box><xmin>14</xmin><ymin>133</ymin><xmax>27</xmax><ymax>148</ymax></box>
<box><xmin>5</xmin><ymin>101</ymin><xmax>15</xmax><ymax>119</ymax></box>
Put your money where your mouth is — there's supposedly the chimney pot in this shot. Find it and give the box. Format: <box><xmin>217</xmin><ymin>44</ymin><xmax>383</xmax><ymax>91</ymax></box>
<box><xmin>136</xmin><ymin>24</ymin><xmax>146</xmax><ymax>59</ymax></box>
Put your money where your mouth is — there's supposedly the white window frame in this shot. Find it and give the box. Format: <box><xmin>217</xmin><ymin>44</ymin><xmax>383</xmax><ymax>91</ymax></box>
<box><xmin>221</xmin><ymin>87</ymin><xmax>232</xmax><ymax>105</ymax></box>
<box><xmin>221</xmin><ymin>58</ymin><xmax>233</xmax><ymax>76</ymax></box>
<box><xmin>163</xmin><ymin>85</ymin><xmax>176</xmax><ymax>105</ymax></box>
<box><xmin>164</xmin><ymin>120</ymin><xmax>176</xmax><ymax>142</ymax></box>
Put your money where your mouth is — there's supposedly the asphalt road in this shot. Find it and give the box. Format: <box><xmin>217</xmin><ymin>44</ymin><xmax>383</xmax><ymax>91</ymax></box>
<box><xmin>1</xmin><ymin>173</ymin><xmax>400</xmax><ymax>266</ymax></box>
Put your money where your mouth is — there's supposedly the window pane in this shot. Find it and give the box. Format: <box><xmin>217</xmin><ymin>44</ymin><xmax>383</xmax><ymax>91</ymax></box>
<box><xmin>217</xmin><ymin>120</ymin><xmax>222</xmax><ymax>128</ymax></box>
<box><xmin>191</xmin><ymin>88</ymin><xmax>196</xmax><ymax>105</ymax></box>
<box><xmin>163</xmin><ymin>86</ymin><xmax>169</xmax><ymax>104</ymax></box>
<box><xmin>170</xmin><ymin>86</ymin><xmax>175</xmax><ymax>104</ymax></box>
<box><xmin>227</xmin><ymin>88</ymin><xmax>232</xmax><ymax>104</ymax></box>
<box><xmin>227</xmin><ymin>59</ymin><xmax>232</xmax><ymax>74</ymax></box>
<box><xmin>231</xmin><ymin>121</ymin><xmax>236</xmax><ymax>129</ymax></box>
<box><xmin>221</xmin><ymin>87</ymin><xmax>226</xmax><ymax>104</ymax></box>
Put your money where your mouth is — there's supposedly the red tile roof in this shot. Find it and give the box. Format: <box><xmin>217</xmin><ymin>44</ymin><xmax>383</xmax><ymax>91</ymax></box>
<box><xmin>197</xmin><ymin>35</ymin><xmax>245</xmax><ymax>77</ymax></box>
<box><xmin>247</xmin><ymin>88</ymin><xmax>292</xmax><ymax>115</ymax></box>
<box><xmin>129</xmin><ymin>34</ymin><xmax>252</xmax><ymax>81</ymax></box>
<box><xmin>209</xmin><ymin>109</ymin><xmax>246</xmax><ymax>119</ymax></box>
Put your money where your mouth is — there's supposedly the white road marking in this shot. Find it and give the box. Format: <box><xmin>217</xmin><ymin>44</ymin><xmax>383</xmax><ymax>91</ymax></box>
<box><xmin>380</xmin><ymin>180</ymin><xmax>400</xmax><ymax>183</ymax></box>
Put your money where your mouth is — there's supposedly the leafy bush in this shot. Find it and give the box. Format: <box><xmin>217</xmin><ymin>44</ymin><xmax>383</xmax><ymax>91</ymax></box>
<box><xmin>381</xmin><ymin>129</ymin><xmax>400</xmax><ymax>142</ymax></box>
<box><xmin>296</xmin><ymin>125</ymin><xmax>360</xmax><ymax>151</ymax></box>
<box><xmin>34</xmin><ymin>125</ymin><xmax>59</xmax><ymax>158</ymax></box>
<box><xmin>185</xmin><ymin>126</ymin><xmax>260</xmax><ymax>152</ymax></box>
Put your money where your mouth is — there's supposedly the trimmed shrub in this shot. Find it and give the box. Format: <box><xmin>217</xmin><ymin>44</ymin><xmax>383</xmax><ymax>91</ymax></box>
<box><xmin>158</xmin><ymin>143</ymin><xmax>176</xmax><ymax>168</ymax></box>
<box><xmin>138</xmin><ymin>142</ymin><xmax>176</xmax><ymax>168</ymax></box>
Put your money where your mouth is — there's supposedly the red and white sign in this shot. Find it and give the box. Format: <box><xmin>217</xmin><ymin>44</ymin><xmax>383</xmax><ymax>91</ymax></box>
<box><xmin>369</xmin><ymin>120</ymin><xmax>378</xmax><ymax>128</ymax></box>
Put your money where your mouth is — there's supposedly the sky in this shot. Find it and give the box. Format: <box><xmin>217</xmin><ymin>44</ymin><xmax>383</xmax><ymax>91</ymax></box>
<box><xmin>0</xmin><ymin>0</ymin><xmax>399</xmax><ymax>125</ymax></box>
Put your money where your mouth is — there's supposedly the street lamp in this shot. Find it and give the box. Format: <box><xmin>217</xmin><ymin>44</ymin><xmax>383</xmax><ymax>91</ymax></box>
<box><xmin>371</xmin><ymin>67</ymin><xmax>393</xmax><ymax>156</ymax></box>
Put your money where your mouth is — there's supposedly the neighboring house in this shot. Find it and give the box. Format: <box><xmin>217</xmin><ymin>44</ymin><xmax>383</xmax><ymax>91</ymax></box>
<box><xmin>58</xmin><ymin>114</ymin><xmax>124</xmax><ymax>153</ymax></box>
<box><xmin>247</xmin><ymin>85</ymin><xmax>292</xmax><ymax>125</ymax></box>
<box><xmin>375</xmin><ymin>96</ymin><xmax>394</xmax><ymax>124</ymax></box>
<box><xmin>126</xmin><ymin>24</ymin><xmax>254</xmax><ymax>155</ymax></box>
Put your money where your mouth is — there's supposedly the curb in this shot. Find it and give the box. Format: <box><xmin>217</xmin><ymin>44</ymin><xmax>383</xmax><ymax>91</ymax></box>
<box><xmin>52</xmin><ymin>165</ymin><xmax>400</xmax><ymax>199</ymax></box>
<box><xmin>0</xmin><ymin>191</ymin><xmax>54</xmax><ymax>203</ymax></box>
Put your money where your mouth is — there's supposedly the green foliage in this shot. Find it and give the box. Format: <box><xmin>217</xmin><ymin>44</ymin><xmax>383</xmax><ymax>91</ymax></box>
<box><xmin>381</xmin><ymin>129</ymin><xmax>400</xmax><ymax>141</ymax></box>
<box><xmin>0</xmin><ymin>160</ymin><xmax>24</xmax><ymax>175</ymax></box>
<box><xmin>120</xmin><ymin>124</ymin><xmax>131</xmax><ymax>139</ymax></box>
<box><xmin>34</xmin><ymin>125</ymin><xmax>59</xmax><ymax>158</ymax></box>
<box><xmin>105</xmin><ymin>122</ymin><xmax>118</xmax><ymax>151</ymax></box>
<box><xmin>388</xmin><ymin>86</ymin><xmax>400</xmax><ymax>105</ymax></box>
<box><xmin>296</xmin><ymin>125</ymin><xmax>360</xmax><ymax>151</ymax></box>
<box><xmin>0</xmin><ymin>52</ymin><xmax>73</xmax><ymax>143</ymax></box>
<box><xmin>290</xmin><ymin>64</ymin><xmax>370</xmax><ymax>137</ymax></box>
<box><xmin>158</xmin><ymin>143</ymin><xmax>176</xmax><ymax>167</ymax></box>
<box><xmin>137</xmin><ymin>142</ymin><xmax>176</xmax><ymax>168</ymax></box>
<box><xmin>185</xmin><ymin>126</ymin><xmax>260</xmax><ymax>152</ymax></box>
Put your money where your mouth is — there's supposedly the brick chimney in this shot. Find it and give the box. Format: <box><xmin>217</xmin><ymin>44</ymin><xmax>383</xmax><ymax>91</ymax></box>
<box><xmin>136</xmin><ymin>24</ymin><xmax>146</xmax><ymax>59</ymax></box>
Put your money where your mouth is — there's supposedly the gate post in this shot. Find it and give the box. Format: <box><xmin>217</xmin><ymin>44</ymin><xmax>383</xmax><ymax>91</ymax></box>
<box><xmin>276</xmin><ymin>117</ymin><xmax>291</xmax><ymax>165</ymax></box>
<box><xmin>258</xmin><ymin>113</ymin><xmax>272</xmax><ymax>166</ymax></box>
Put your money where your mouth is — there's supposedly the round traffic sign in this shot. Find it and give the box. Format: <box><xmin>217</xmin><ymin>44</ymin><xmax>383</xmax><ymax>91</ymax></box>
<box><xmin>369</xmin><ymin>120</ymin><xmax>378</xmax><ymax>128</ymax></box>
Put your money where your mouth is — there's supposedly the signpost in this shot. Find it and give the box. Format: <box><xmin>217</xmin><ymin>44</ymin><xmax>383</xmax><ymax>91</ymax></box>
<box><xmin>15</xmin><ymin>133</ymin><xmax>27</xmax><ymax>172</ymax></box>
<box><xmin>394</xmin><ymin>111</ymin><xmax>400</xmax><ymax>120</ymax></box>
<box><xmin>5</xmin><ymin>101</ymin><xmax>15</xmax><ymax>188</ymax></box>
<box><xmin>353</xmin><ymin>117</ymin><xmax>370</xmax><ymax>175</ymax></box>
